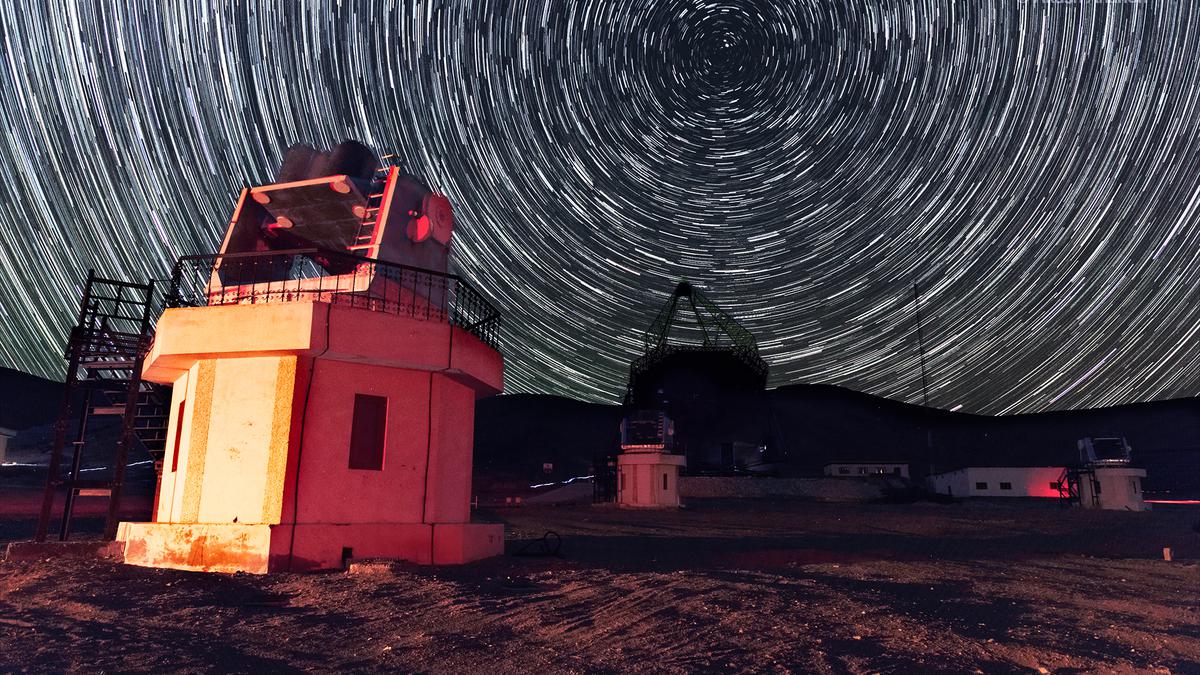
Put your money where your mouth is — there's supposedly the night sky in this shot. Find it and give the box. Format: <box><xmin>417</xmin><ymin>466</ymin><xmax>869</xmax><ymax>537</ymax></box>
<box><xmin>2</xmin><ymin>1</ymin><xmax>1200</xmax><ymax>414</ymax></box>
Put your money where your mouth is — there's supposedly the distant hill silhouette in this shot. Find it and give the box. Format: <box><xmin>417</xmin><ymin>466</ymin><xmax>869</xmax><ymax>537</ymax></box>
<box><xmin>474</xmin><ymin>394</ymin><xmax>622</xmax><ymax>482</ymax></box>
<box><xmin>4</xmin><ymin>367</ymin><xmax>1196</xmax><ymax>496</ymax></box>
<box><xmin>475</xmin><ymin>383</ymin><xmax>1200</xmax><ymax>497</ymax></box>
<box><xmin>767</xmin><ymin>384</ymin><xmax>1198</xmax><ymax>487</ymax></box>
<box><xmin>0</xmin><ymin>367</ymin><xmax>67</xmax><ymax>431</ymax></box>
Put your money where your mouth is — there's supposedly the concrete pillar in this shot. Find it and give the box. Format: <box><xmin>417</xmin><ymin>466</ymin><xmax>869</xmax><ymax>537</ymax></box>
<box><xmin>0</xmin><ymin>427</ymin><xmax>14</xmax><ymax>464</ymax></box>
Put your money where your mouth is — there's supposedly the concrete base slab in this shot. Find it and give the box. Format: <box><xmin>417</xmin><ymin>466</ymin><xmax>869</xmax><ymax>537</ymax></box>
<box><xmin>119</xmin><ymin>522</ymin><xmax>272</xmax><ymax>574</ymax></box>
<box><xmin>276</xmin><ymin>522</ymin><xmax>506</xmax><ymax>570</ymax></box>
<box><xmin>118</xmin><ymin>520</ymin><xmax>506</xmax><ymax>573</ymax></box>
<box><xmin>432</xmin><ymin>523</ymin><xmax>505</xmax><ymax>564</ymax></box>
<box><xmin>4</xmin><ymin>540</ymin><xmax>125</xmax><ymax>562</ymax></box>
<box><xmin>346</xmin><ymin>559</ymin><xmax>403</xmax><ymax>575</ymax></box>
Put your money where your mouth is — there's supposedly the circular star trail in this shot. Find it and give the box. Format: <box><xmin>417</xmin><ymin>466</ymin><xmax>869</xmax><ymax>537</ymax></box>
<box><xmin>3</xmin><ymin>0</ymin><xmax>1200</xmax><ymax>414</ymax></box>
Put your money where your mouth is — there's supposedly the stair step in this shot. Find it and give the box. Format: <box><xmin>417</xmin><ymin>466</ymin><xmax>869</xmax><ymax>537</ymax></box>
<box><xmin>347</xmin><ymin>244</ymin><xmax>374</xmax><ymax>251</ymax></box>
<box><xmin>81</xmin><ymin>382</ymin><xmax>137</xmax><ymax>393</ymax></box>
<box><xmin>91</xmin><ymin>406</ymin><xmax>126</xmax><ymax>416</ymax></box>
<box><xmin>80</xmin><ymin>360</ymin><xmax>137</xmax><ymax>370</ymax></box>
<box><xmin>76</xmin><ymin>488</ymin><xmax>111</xmax><ymax>498</ymax></box>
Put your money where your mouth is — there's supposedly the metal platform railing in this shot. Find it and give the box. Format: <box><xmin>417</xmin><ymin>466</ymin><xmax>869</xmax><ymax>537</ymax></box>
<box><xmin>165</xmin><ymin>248</ymin><xmax>501</xmax><ymax>350</ymax></box>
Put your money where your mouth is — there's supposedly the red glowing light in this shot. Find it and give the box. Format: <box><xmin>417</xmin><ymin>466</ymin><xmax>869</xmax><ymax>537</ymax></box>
<box><xmin>408</xmin><ymin>215</ymin><xmax>432</xmax><ymax>242</ymax></box>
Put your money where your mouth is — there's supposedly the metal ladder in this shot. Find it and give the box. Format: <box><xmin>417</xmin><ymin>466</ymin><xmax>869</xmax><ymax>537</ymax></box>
<box><xmin>348</xmin><ymin>160</ymin><xmax>395</xmax><ymax>252</ymax></box>
<box><xmin>35</xmin><ymin>272</ymin><xmax>168</xmax><ymax>541</ymax></box>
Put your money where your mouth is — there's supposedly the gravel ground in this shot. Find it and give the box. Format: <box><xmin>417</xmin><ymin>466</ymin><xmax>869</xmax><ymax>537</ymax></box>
<box><xmin>2</xmin><ymin>498</ymin><xmax>1199</xmax><ymax>673</ymax></box>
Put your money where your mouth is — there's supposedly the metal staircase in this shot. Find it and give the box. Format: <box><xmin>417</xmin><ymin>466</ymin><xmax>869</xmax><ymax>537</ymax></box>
<box><xmin>35</xmin><ymin>272</ymin><xmax>170</xmax><ymax>541</ymax></box>
<box><xmin>1057</xmin><ymin>467</ymin><xmax>1082</xmax><ymax>507</ymax></box>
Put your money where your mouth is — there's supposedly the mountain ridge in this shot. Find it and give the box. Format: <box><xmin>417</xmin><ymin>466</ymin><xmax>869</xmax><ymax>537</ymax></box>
<box><xmin>4</xmin><ymin>367</ymin><xmax>1196</xmax><ymax>495</ymax></box>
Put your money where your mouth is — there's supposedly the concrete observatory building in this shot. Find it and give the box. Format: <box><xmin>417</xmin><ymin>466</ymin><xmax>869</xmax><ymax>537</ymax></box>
<box><xmin>116</xmin><ymin>141</ymin><xmax>505</xmax><ymax>572</ymax></box>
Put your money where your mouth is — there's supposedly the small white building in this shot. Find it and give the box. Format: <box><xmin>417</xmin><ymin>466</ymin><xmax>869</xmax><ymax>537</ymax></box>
<box><xmin>617</xmin><ymin>451</ymin><xmax>686</xmax><ymax>508</ymax></box>
<box><xmin>1077</xmin><ymin>466</ymin><xmax>1149</xmax><ymax>511</ymax></box>
<box><xmin>927</xmin><ymin>466</ymin><xmax>1066</xmax><ymax>499</ymax></box>
<box><xmin>927</xmin><ymin>465</ymin><xmax>1150</xmax><ymax>511</ymax></box>
<box><xmin>824</xmin><ymin>461</ymin><xmax>909</xmax><ymax>478</ymax></box>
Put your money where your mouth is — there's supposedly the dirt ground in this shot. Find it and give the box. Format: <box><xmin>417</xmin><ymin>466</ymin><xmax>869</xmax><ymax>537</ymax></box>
<box><xmin>2</xmin><ymin>498</ymin><xmax>1199</xmax><ymax>673</ymax></box>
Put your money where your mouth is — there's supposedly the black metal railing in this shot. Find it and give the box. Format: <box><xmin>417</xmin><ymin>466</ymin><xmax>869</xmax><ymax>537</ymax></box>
<box><xmin>166</xmin><ymin>248</ymin><xmax>501</xmax><ymax>350</ymax></box>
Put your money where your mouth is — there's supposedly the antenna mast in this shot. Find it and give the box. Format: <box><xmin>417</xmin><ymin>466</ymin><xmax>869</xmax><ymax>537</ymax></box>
<box><xmin>912</xmin><ymin>281</ymin><xmax>931</xmax><ymax>408</ymax></box>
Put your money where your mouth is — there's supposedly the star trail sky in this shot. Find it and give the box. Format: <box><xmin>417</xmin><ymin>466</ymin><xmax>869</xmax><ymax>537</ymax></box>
<box><xmin>2</xmin><ymin>0</ymin><xmax>1200</xmax><ymax>414</ymax></box>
